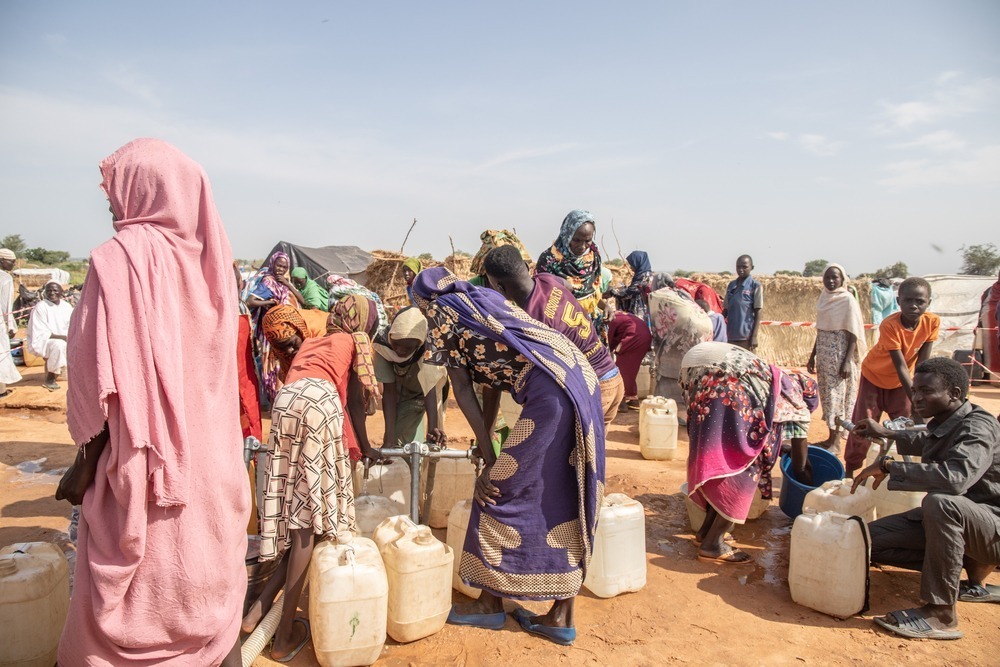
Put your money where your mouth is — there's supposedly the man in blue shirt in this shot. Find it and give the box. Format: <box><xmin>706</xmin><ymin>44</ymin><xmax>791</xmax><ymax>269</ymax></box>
<box><xmin>722</xmin><ymin>254</ymin><xmax>763</xmax><ymax>350</ymax></box>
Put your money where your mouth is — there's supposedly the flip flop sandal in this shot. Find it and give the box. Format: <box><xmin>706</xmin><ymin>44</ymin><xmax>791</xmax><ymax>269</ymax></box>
<box><xmin>271</xmin><ymin>618</ymin><xmax>311</xmax><ymax>663</ymax></box>
<box><xmin>0</xmin><ymin>389</ymin><xmax>12</xmax><ymax>399</ymax></box>
<box><xmin>693</xmin><ymin>533</ymin><xmax>736</xmax><ymax>548</ymax></box>
<box><xmin>43</xmin><ymin>383</ymin><xmax>60</xmax><ymax>392</ymax></box>
<box><xmin>512</xmin><ymin>608</ymin><xmax>576</xmax><ymax>646</ymax></box>
<box><xmin>873</xmin><ymin>609</ymin><xmax>963</xmax><ymax>640</ymax></box>
<box><xmin>697</xmin><ymin>548</ymin><xmax>753</xmax><ymax>565</ymax></box>
<box><xmin>958</xmin><ymin>581</ymin><xmax>1000</xmax><ymax>603</ymax></box>
<box><xmin>447</xmin><ymin>607</ymin><xmax>507</xmax><ymax>630</ymax></box>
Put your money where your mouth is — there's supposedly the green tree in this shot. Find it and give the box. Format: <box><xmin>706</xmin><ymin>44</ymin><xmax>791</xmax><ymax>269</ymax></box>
<box><xmin>873</xmin><ymin>261</ymin><xmax>908</xmax><ymax>280</ymax></box>
<box><xmin>672</xmin><ymin>268</ymin><xmax>693</xmax><ymax>277</ymax></box>
<box><xmin>605</xmin><ymin>258</ymin><xmax>624</xmax><ymax>267</ymax></box>
<box><xmin>1</xmin><ymin>234</ymin><xmax>26</xmax><ymax>255</ymax></box>
<box><xmin>417</xmin><ymin>252</ymin><xmax>434</xmax><ymax>261</ymax></box>
<box><xmin>776</xmin><ymin>269</ymin><xmax>803</xmax><ymax>276</ymax></box>
<box><xmin>959</xmin><ymin>243</ymin><xmax>1000</xmax><ymax>276</ymax></box>
<box><xmin>23</xmin><ymin>247</ymin><xmax>70</xmax><ymax>265</ymax></box>
<box><xmin>802</xmin><ymin>259</ymin><xmax>828</xmax><ymax>277</ymax></box>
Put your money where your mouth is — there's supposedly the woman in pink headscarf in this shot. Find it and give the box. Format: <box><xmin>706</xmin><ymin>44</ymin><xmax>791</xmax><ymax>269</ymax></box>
<box><xmin>56</xmin><ymin>139</ymin><xmax>249</xmax><ymax>666</ymax></box>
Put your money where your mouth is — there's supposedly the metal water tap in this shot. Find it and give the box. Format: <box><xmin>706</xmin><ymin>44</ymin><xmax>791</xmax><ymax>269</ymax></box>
<box><xmin>243</xmin><ymin>436</ymin><xmax>261</xmax><ymax>467</ymax></box>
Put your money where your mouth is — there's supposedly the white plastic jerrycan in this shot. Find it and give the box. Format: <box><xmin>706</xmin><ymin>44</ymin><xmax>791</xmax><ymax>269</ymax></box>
<box><xmin>636</xmin><ymin>362</ymin><xmax>653</xmax><ymax>399</ymax></box>
<box><xmin>0</xmin><ymin>542</ymin><xmax>69</xmax><ymax>667</ymax></box>
<box><xmin>373</xmin><ymin>516</ymin><xmax>454</xmax><ymax>643</ymax></box>
<box><xmin>789</xmin><ymin>510</ymin><xmax>869</xmax><ymax>619</ymax></box>
<box><xmin>864</xmin><ymin>444</ymin><xmax>926</xmax><ymax>520</ymax></box>
<box><xmin>803</xmin><ymin>479</ymin><xmax>876</xmax><ymax>524</ymax></box>
<box><xmin>420</xmin><ymin>457</ymin><xmax>477</xmax><ymax>529</ymax></box>
<box><xmin>640</xmin><ymin>407</ymin><xmax>678</xmax><ymax>460</ymax></box>
<box><xmin>354</xmin><ymin>496</ymin><xmax>402</xmax><ymax>538</ymax></box>
<box><xmin>310</xmin><ymin>537</ymin><xmax>388</xmax><ymax>667</ymax></box>
<box><xmin>354</xmin><ymin>460</ymin><xmax>411</xmax><ymax>512</ymax></box>
<box><xmin>584</xmin><ymin>494</ymin><xmax>647</xmax><ymax>598</ymax></box>
<box><xmin>639</xmin><ymin>396</ymin><xmax>677</xmax><ymax>435</ymax></box>
<box><xmin>446</xmin><ymin>499</ymin><xmax>480</xmax><ymax>599</ymax></box>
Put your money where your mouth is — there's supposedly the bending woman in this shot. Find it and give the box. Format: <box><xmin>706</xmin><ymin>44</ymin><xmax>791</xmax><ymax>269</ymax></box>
<box><xmin>807</xmin><ymin>263</ymin><xmax>867</xmax><ymax>450</ymax></box>
<box><xmin>242</xmin><ymin>301</ymin><xmax>381</xmax><ymax>661</ymax></box>
<box><xmin>374</xmin><ymin>306</ymin><xmax>448</xmax><ymax>446</ymax></box>
<box><xmin>245</xmin><ymin>252</ymin><xmax>308</xmax><ymax>401</ymax></box>
<box><xmin>681</xmin><ymin>342</ymin><xmax>812</xmax><ymax>564</ymax></box>
<box><xmin>413</xmin><ymin>267</ymin><xmax>604</xmax><ymax>646</ymax></box>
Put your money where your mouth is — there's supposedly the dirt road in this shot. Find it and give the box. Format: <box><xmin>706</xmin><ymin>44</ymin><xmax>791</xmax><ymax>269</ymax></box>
<box><xmin>2</xmin><ymin>365</ymin><xmax>997</xmax><ymax>666</ymax></box>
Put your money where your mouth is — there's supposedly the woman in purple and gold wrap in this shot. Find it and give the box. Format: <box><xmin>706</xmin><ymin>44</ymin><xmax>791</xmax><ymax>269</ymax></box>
<box><xmin>411</xmin><ymin>267</ymin><xmax>604</xmax><ymax>646</ymax></box>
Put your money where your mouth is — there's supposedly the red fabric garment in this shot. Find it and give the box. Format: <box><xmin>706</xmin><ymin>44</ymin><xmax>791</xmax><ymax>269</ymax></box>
<box><xmin>674</xmin><ymin>278</ymin><xmax>723</xmax><ymax>313</ymax></box>
<box><xmin>986</xmin><ymin>281</ymin><xmax>1000</xmax><ymax>374</ymax></box>
<box><xmin>237</xmin><ymin>313</ymin><xmax>262</xmax><ymax>440</ymax></box>
<box><xmin>284</xmin><ymin>334</ymin><xmax>363</xmax><ymax>459</ymax></box>
<box><xmin>608</xmin><ymin>312</ymin><xmax>653</xmax><ymax>396</ymax></box>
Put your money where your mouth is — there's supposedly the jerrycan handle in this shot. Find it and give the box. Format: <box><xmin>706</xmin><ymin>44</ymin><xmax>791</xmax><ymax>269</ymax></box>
<box><xmin>344</xmin><ymin>543</ymin><xmax>357</xmax><ymax>568</ymax></box>
<box><xmin>847</xmin><ymin>515</ymin><xmax>871</xmax><ymax>615</ymax></box>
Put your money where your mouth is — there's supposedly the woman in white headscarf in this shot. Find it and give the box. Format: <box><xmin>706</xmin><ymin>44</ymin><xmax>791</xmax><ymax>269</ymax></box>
<box><xmin>27</xmin><ymin>281</ymin><xmax>73</xmax><ymax>390</ymax></box>
<box><xmin>807</xmin><ymin>264</ymin><xmax>867</xmax><ymax>450</ymax></box>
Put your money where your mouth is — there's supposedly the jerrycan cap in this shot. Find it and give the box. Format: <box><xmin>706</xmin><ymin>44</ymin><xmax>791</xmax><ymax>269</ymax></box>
<box><xmin>414</xmin><ymin>527</ymin><xmax>436</xmax><ymax>546</ymax></box>
<box><xmin>830</xmin><ymin>480</ymin><xmax>853</xmax><ymax>497</ymax></box>
<box><xmin>0</xmin><ymin>556</ymin><xmax>17</xmax><ymax>576</ymax></box>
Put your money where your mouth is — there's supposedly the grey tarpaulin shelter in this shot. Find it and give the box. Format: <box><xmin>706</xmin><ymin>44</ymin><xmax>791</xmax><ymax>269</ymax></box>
<box><xmin>265</xmin><ymin>242</ymin><xmax>373</xmax><ymax>283</ymax></box>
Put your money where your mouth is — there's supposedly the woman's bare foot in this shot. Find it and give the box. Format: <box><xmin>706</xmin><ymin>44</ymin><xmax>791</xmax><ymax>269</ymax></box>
<box><xmin>531</xmin><ymin>598</ymin><xmax>574</xmax><ymax>628</ymax></box>
<box><xmin>271</xmin><ymin>618</ymin><xmax>309</xmax><ymax>661</ymax></box>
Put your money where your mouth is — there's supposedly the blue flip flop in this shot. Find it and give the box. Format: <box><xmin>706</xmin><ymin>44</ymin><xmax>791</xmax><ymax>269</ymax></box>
<box><xmin>271</xmin><ymin>618</ymin><xmax>311</xmax><ymax>663</ymax></box>
<box><xmin>512</xmin><ymin>608</ymin><xmax>576</xmax><ymax>646</ymax></box>
<box><xmin>447</xmin><ymin>606</ymin><xmax>507</xmax><ymax>630</ymax></box>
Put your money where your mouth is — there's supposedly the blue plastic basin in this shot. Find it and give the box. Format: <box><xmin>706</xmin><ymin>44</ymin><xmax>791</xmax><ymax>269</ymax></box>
<box><xmin>778</xmin><ymin>446</ymin><xmax>845</xmax><ymax>519</ymax></box>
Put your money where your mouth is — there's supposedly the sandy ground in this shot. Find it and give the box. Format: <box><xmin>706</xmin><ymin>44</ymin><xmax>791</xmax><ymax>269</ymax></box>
<box><xmin>2</xmin><ymin>363</ymin><xmax>999</xmax><ymax>667</ymax></box>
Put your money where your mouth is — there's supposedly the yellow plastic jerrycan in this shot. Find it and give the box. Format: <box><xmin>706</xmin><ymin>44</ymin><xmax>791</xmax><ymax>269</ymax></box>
<box><xmin>373</xmin><ymin>515</ymin><xmax>454</xmax><ymax>642</ymax></box>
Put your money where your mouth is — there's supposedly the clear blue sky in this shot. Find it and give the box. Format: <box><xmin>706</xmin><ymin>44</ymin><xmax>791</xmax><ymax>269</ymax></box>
<box><xmin>1</xmin><ymin>1</ymin><xmax>997</xmax><ymax>275</ymax></box>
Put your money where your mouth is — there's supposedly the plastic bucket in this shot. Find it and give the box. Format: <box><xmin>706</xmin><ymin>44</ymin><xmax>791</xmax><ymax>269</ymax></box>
<box><xmin>779</xmin><ymin>446</ymin><xmax>845</xmax><ymax>519</ymax></box>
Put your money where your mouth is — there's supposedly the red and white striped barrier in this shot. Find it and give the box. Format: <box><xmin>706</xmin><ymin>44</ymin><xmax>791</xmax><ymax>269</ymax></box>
<box><xmin>760</xmin><ymin>320</ymin><xmax>997</xmax><ymax>332</ymax></box>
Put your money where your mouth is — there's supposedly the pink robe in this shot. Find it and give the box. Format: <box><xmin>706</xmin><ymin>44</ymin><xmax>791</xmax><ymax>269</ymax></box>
<box><xmin>60</xmin><ymin>139</ymin><xmax>249</xmax><ymax>666</ymax></box>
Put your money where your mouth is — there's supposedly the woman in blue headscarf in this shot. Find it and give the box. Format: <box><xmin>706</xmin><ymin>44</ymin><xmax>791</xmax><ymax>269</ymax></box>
<box><xmin>413</xmin><ymin>267</ymin><xmax>604</xmax><ymax>646</ymax></box>
<box><xmin>612</xmin><ymin>250</ymin><xmax>654</xmax><ymax>322</ymax></box>
<box><xmin>536</xmin><ymin>210</ymin><xmax>608</xmax><ymax>326</ymax></box>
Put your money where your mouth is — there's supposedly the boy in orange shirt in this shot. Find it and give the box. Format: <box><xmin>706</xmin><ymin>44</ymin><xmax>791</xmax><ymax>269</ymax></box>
<box><xmin>845</xmin><ymin>277</ymin><xmax>939</xmax><ymax>476</ymax></box>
